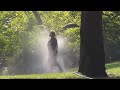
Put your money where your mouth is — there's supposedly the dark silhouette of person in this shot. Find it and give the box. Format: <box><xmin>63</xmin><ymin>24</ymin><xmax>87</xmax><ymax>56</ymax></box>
<box><xmin>47</xmin><ymin>31</ymin><xmax>63</xmax><ymax>72</ymax></box>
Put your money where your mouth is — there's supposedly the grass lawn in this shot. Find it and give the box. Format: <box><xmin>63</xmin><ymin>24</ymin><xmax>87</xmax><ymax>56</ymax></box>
<box><xmin>0</xmin><ymin>72</ymin><xmax>81</xmax><ymax>79</ymax></box>
<box><xmin>0</xmin><ymin>61</ymin><xmax>120</xmax><ymax>79</ymax></box>
<box><xmin>106</xmin><ymin>61</ymin><xmax>120</xmax><ymax>78</ymax></box>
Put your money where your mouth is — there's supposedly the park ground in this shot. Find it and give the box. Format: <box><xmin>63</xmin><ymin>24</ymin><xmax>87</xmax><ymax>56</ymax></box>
<box><xmin>0</xmin><ymin>61</ymin><xmax>120</xmax><ymax>79</ymax></box>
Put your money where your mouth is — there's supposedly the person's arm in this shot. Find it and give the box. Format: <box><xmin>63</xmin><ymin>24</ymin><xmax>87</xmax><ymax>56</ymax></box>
<box><xmin>56</xmin><ymin>39</ymin><xmax>58</xmax><ymax>53</ymax></box>
<box><xmin>47</xmin><ymin>40</ymin><xmax>50</xmax><ymax>52</ymax></box>
<box><xmin>56</xmin><ymin>39</ymin><xmax>58</xmax><ymax>49</ymax></box>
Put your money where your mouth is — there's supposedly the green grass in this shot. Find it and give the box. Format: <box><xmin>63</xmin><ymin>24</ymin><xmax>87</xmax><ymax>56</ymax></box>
<box><xmin>0</xmin><ymin>72</ymin><xmax>81</xmax><ymax>79</ymax></box>
<box><xmin>106</xmin><ymin>61</ymin><xmax>120</xmax><ymax>78</ymax></box>
<box><xmin>0</xmin><ymin>61</ymin><xmax>120</xmax><ymax>79</ymax></box>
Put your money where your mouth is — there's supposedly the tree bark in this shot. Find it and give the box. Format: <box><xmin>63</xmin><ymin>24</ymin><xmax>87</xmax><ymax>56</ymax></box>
<box><xmin>32</xmin><ymin>11</ymin><xmax>42</xmax><ymax>25</ymax></box>
<box><xmin>78</xmin><ymin>11</ymin><xmax>107</xmax><ymax>78</ymax></box>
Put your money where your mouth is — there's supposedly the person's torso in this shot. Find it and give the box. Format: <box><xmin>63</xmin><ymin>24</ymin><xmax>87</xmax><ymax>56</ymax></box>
<box><xmin>48</xmin><ymin>37</ymin><xmax>57</xmax><ymax>51</ymax></box>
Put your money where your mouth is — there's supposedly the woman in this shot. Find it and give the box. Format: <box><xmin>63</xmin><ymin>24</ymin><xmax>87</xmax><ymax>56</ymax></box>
<box><xmin>47</xmin><ymin>31</ymin><xmax>62</xmax><ymax>72</ymax></box>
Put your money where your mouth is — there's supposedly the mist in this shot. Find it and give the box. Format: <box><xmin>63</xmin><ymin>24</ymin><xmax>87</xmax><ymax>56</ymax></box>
<box><xmin>3</xmin><ymin>30</ymin><xmax>77</xmax><ymax>75</ymax></box>
<box><xmin>36</xmin><ymin>30</ymin><xmax>69</xmax><ymax>73</ymax></box>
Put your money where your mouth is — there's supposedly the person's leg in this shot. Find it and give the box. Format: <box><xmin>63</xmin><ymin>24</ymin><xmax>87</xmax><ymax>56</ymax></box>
<box><xmin>54</xmin><ymin>55</ymin><xmax>63</xmax><ymax>72</ymax></box>
<box><xmin>56</xmin><ymin>61</ymin><xmax>63</xmax><ymax>72</ymax></box>
<box><xmin>48</xmin><ymin>56</ymin><xmax>53</xmax><ymax>72</ymax></box>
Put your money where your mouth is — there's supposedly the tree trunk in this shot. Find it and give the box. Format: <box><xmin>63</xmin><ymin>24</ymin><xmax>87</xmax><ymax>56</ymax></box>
<box><xmin>78</xmin><ymin>11</ymin><xmax>107</xmax><ymax>78</ymax></box>
<box><xmin>32</xmin><ymin>11</ymin><xmax>44</xmax><ymax>31</ymax></box>
<box><xmin>32</xmin><ymin>11</ymin><xmax>42</xmax><ymax>25</ymax></box>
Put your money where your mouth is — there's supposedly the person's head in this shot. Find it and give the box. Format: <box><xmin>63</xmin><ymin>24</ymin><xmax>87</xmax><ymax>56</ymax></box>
<box><xmin>49</xmin><ymin>31</ymin><xmax>56</xmax><ymax>38</ymax></box>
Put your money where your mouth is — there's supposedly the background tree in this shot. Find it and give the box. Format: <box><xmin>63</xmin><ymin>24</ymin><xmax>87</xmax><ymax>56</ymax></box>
<box><xmin>103</xmin><ymin>11</ymin><xmax>120</xmax><ymax>62</ymax></box>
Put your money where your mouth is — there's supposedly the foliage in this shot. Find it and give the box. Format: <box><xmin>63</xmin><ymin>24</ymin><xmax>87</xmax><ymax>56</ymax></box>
<box><xmin>39</xmin><ymin>11</ymin><xmax>80</xmax><ymax>34</ymax></box>
<box><xmin>0</xmin><ymin>11</ymin><xmax>28</xmax><ymax>67</ymax></box>
<box><xmin>103</xmin><ymin>11</ymin><xmax>120</xmax><ymax>47</ymax></box>
<box><xmin>103</xmin><ymin>11</ymin><xmax>120</xmax><ymax>60</ymax></box>
<box><xmin>64</xmin><ymin>27</ymin><xmax>80</xmax><ymax>57</ymax></box>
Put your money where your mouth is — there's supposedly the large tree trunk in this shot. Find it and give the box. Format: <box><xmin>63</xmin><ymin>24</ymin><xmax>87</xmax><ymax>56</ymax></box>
<box><xmin>78</xmin><ymin>11</ymin><xmax>107</xmax><ymax>78</ymax></box>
